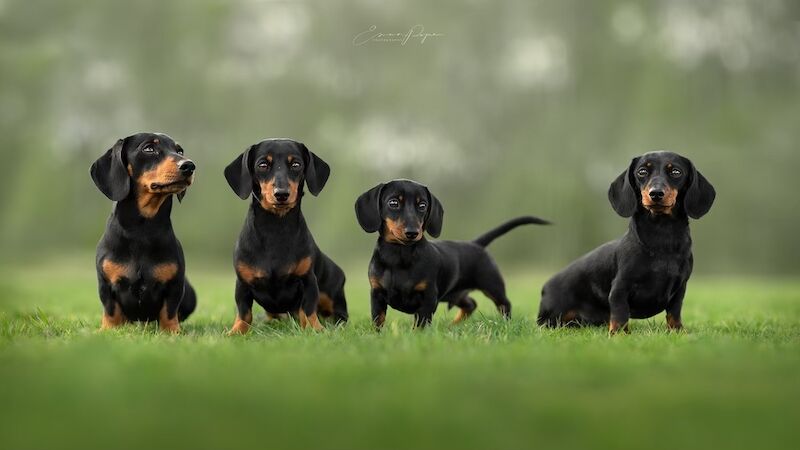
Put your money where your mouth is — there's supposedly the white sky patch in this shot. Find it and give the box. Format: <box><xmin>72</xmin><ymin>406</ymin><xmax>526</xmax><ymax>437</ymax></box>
<box><xmin>657</xmin><ymin>1</ymin><xmax>757</xmax><ymax>72</ymax></box>
<box><xmin>501</xmin><ymin>34</ymin><xmax>570</xmax><ymax>90</ymax></box>
<box><xmin>353</xmin><ymin>117</ymin><xmax>464</xmax><ymax>177</ymax></box>
<box><xmin>222</xmin><ymin>1</ymin><xmax>310</xmax><ymax>82</ymax></box>
<box><xmin>612</xmin><ymin>3</ymin><xmax>645</xmax><ymax>44</ymax></box>
<box><xmin>84</xmin><ymin>59</ymin><xmax>125</xmax><ymax>92</ymax></box>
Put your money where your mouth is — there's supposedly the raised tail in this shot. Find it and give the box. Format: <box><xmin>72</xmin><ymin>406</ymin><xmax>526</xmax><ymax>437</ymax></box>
<box><xmin>473</xmin><ymin>216</ymin><xmax>550</xmax><ymax>247</ymax></box>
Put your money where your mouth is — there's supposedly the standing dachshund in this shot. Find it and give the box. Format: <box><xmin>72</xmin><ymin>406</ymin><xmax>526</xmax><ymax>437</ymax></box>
<box><xmin>224</xmin><ymin>139</ymin><xmax>347</xmax><ymax>334</ymax></box>
<box><xmin>90</xmin><ymin>132</ymin><xmax>197</xmax><ymax>332</ymax></box>
<box><xmin>538</xmin><ymin>151</ymin><xmax>715</xmax><ymax>333</ymax></box>
<box><xmin>356</xmin><ymin>179</ymin><xmax>549</xmax><ymax>328</ymax></box>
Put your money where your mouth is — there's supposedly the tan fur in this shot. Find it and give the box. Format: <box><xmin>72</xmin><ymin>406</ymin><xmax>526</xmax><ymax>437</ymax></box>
<box><xmin>100</xmin><ymin>303</ymin><xmax>126</xmax><ymax>329</ymax></box>
<box><xmin>152</xmin><ymin>263</ymin><xmax>178</xmax><ymax>283</ymax></box>
<box><xmin>369</xmin><ymin>276</ymin><xmax>383</xmax><ymax>289</ymax></box>
<box><xmin>229</xmin><ymin>310</ymin><xmax>253</xmax><ymax>335</ymax></box>
<box><xmin>383</xmin><ymin>217</ymin><xmax>423</xmax><ymax>243</ymax></box>
<box><xmin>258</xmin><ymin>179</ymin><xmax>299</xmax><ymax>216</ymax></box>
<box><xmin>413</xmin><ymin>280</ymin><xmax>428</xmax><ymax>291</ymax></box>
<box><xmin>374</xmin><ymin>311</ymin><xmax>386</xmax><ymax>328</ymax></box>
<box><xmin>236</xmin><ymin>262</ymin><xmax>266</xmax><ymax>284</ymax></box>
<box><xmin>608</xmin><ymin>319</ymin><xmax>630</xmax><ymax>334</ymax></box>
<box><xmin>101</xmin><ymin>259</ymin><xmax>132</xmax><ymax>284</ymax></box>
<box><xmin>561</xmin><ymin>310</ymin><xmax>579</xmax><ymax>324</ymax></box>
<box><xmin>287</xmin><ymin>256</ymin><xmax>312</xmax><ymax>276</ymax></box>
<box><xmin>452</xmin><ymin>308</ymin><xmax>471</xmax><ymax>324</ymax></box>
<box><xmin>383</xmin><ymin>218</ymin><xmax>407</xmax><ymax>244</ymax></box>
<box><xmin>641</xmin><ymin>183</ymin><xmax>678</xmax><ymax>215</ymax></box>
<box><xmin>298</xmin><ymin>309</ymin><xmax>323</xmax><ymax>331</ymax></box>
<box><xmin>136</xmin><ymin>159</ymin><xmax>192</xmax><ymax>218</ymax></box>
<box><xmin>318</xmin><ymin>293</ymin><xmax>335</xmax><ymax>316</ymax></box>
<box><xmin>666</xmin><ymin>313</ymin><xmax>683</xmax><ymax>330</ymax></box>
<box><xmin>158</xmin><ymin>303</ymin><xmax>181</xmax><ymax>333</ymax></box>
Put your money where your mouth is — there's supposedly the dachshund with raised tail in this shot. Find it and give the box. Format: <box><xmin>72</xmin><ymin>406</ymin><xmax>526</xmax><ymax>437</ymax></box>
<box><xmin>538</xmin><ymin>151</ymin><xmax>715</xmax><ymax>333</ymax></box>
<box><xmin>356</xmin><ymin>179</ymin><xmax>549</xmax><ymax>329</ymax></box>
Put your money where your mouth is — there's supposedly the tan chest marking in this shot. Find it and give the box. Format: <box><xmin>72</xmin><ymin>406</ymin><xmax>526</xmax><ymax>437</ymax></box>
<box><xmin>101</xmin><ymin>260</ymin><xmax>132</xmax><ymax>284</ymax></box>
<box><xmin>413</xmin><ymin>280</ymin><xmax>428</xmax><ymax>291</ymax></box>
<box><xmin>286</xmin><ymin>256</ymin><xmax>312</xmax><ymax>276</ymax></box>
<box><xmin>236</xmin><ymin>262</ymin><xmax>266</xmax><ymax>284</ymax></box>
<box><xmin>152</xmin><ymin>263</ymin><xmax>179</xmax><ymax>283</ymax></box>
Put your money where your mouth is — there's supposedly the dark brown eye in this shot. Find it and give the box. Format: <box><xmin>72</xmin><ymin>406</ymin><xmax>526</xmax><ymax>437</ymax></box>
<box><xmin>388</xmin><ymin>199</ymin><xmax>400</xmax><ymax>209</ymax></box>
<box><xmin>636</xmin><ymin>167</ymin><xmax>648</xmax><ymax>177</ymax></box>
<box><xmin>290</xmin><ymin>161</ymin><xmax>301</xmax><ymax>170</ymax></box>
<box><xmin>417</xmin><ymin>201</ymin><xmax>427</xmax><ymax>211</ymax></box>
<box><xmin>142</xmin><ymin>145</ymin><xmax>155</xmax><ymax>153</ymax></box>
<box><xmin>176</xmin><ymin>147</ymin><xmax>184</xmax><ymax>155</ymax></box>
<box><xmin>670</xmin><ymin>168</ymin><xmax>682</xmax><ymax>178</ymax></box>
<box><xmin>258</xmin><ymin>160</ymin><xmax>270</xmax><ymax>169</ymax></box>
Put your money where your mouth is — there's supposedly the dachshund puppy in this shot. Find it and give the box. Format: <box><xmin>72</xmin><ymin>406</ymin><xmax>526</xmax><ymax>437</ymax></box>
<box><xmin>356</xmin><ymin>179</ymin><xmax>549</xmax><ymax>328</ymax></box>
<box><xmin>538</xmin><ymin>151</ymin><xmax>715</xmax><ymax>333</ymax></box>
<box><xmin>90</xmin><ymin>132</ymin><xmax>196</xmax><ymax>332</ymax></box>
<box><xmin>224</xmin><ymin>139</ymin><xmax>347</xmax><ymax>334</ymax></box>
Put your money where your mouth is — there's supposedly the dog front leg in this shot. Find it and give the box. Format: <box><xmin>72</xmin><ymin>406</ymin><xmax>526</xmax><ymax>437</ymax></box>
<box><xmin>665</xmin><ymin>282</ymin><xmax>687</xmax><ymax>331</ymax></box>
<box><xmin>158</xmin><ymin>280</ymin><xmax>184</xmax><ymax>333</ymax></box>
<box><xmin>413</xmin><ymin>288</ymin><xmax>438</xmax><ymax>329</ymax></box>
<box><xmin>371</xmin><ymin>288</ymin><xmax>388</xmax><ymax>330</ymax></box>
<box><xmin>298</xmin><ymin>273</ymin><xmax>323</xmax><ymax>331</ymax></box>
<box><xmin>608</xmin><ymin>279</ymin><xmax>631</xmax><ymax>334</ymax></box>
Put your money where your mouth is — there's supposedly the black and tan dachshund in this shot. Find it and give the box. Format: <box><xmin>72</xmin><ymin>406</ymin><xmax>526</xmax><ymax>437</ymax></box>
<box><xmin>538</xmin><ymin>151</ymin><xmax>715</xmax><ymax>333</ymax></box>
<box><xmin>356</xmin><ymin>179</ymin><xmax>549</xmax><ymax>328</ymax></box>
<box><xmin>224</xmin><ymin>139</ymin><xmax>347</xmax><ymax>334</ymax></box>
<box><xmin>90</xmin><ymin>132</ymin><xmax>197</xmax><ymax>332</ymax></box>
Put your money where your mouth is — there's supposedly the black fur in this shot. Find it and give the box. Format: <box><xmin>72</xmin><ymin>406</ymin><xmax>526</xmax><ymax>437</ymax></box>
<box><xmin>224</xmin><ymin>139</ymin><xmax>346</xmax><ymax>334</ymax></box>
<box><xmin>90</xmin><ymin>132</ymin><xmax>196</xmax><ymax>330</ymax></box>
<box><xmin>356</xmin><ymin>179</ymin><xmax>549</xmax><ymax>328</ymax></box>
<box><xmin>538</xmin><ymin>151</ymin><xmax>716</xmax><ymax>332</ymax></box>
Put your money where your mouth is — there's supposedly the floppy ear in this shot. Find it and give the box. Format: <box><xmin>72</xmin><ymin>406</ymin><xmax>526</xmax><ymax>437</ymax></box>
<box><xmin>424</xmin><ymin>187</ymin><xmax>444</xmax><ymax>238</ymax></box>
<box><xmin>224</xmin><ymin>145</ymin><xmax>255</xmax><ymax>200</ymax></box>
<box><xmin>355</xmin><ymin>183</ymin><xmax>385</xmax><ymax>233</ymax></box>
<box><xmin>684</xmin><ymin>161</ymin><xmax>716</xmax><ymax>219</ymax></box>
<box><xmin>299</xmin><ymin>142</ymin><xmax>330</xmax><ymax>196</ymax></box>
<box><xmin>608</xmin><ymin>157</ymin><xmax>639</xmax><ymax>217</ymax></box>
<box><xmin>90</xmin><ymin>138</ymin><xmax>130</xmax><ymax>201</ymax></box>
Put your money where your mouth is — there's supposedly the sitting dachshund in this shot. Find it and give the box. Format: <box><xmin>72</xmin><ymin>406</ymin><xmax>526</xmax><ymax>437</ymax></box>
<box><xmin>356</xmin><ymin>179</ymin><xmax>549</xmax><ymax>328</ymax></box>
<box><xmin>90</xmin><ymin>132</ymin><xmax>197</xmax><ymax>332</ymax></box>
<box><xmin>538</xmin><ymin>151</ymin><xmax>715</xmax><ymax>333</ymax></box>
<box><xmin>224</xmin><ymin>139</ymin><xmax>347</xmax><ymax>334</ymax></box>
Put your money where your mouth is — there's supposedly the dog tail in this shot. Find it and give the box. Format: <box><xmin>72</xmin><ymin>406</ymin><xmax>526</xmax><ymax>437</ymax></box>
<box><xmin>473</xmin><ymin>216</ymin><xmax>550</xmax><ymax>248</ymax></box>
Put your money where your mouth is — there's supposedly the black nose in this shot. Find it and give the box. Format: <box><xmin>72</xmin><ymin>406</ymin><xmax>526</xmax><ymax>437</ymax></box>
<box><xmin>178</xmin><ymin>160</ymin><xmax>195</xmax><ymax>175</ymax></box>
<box><xmin>649</xmin><ymin>189</ymin><xmax>664</xmax><ymax>201</ymax></box>
<box><xmin>405</xmin><ymin>231</ymin><xmax>419</xmax><ymax>240</ymax></box>
<box><xmin>274</xmin><ymin>190</ymin><xmax>290</xmax><ymax>202</ymax></box>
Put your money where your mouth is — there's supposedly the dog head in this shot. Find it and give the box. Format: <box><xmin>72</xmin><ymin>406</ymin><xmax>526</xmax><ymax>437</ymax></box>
<box><xmin>90</xmin><ymin>132</ymin><xmax>194</xmax><ymax>217</ymax></box>
<box><xmin>224</xmin><ymin>139</ymin><xmax>330</xmax><ymax>216</ymax></box>
<box><xmin>355</xmin><ymin>179</ymin><xmax>444</xmax><ymax>244</ymax></box>
<box><xmin>608</xmin><ymin>151</ymin><xmax>715</xmax><ymax>219</ymax></box>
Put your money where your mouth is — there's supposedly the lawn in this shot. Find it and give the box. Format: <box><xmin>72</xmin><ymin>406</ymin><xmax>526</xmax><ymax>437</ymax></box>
<box><xmin>1</xmin><ymin>259</ymin><xmax>798</xmax><ymax>450</ymax></box>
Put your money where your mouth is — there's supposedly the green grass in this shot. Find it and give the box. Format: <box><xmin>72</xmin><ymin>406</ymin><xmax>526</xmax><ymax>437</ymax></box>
<box><xmin>1</xmin><ymin>261</ymin><xmax>799</xmax><ymax>450</ymax></box>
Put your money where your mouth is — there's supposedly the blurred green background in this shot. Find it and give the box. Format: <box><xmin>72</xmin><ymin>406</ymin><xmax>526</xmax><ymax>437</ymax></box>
<box><xmin>1</xmin><ymin>0</ymin><xmax>799</xmax><ymax>274</ymax></box>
